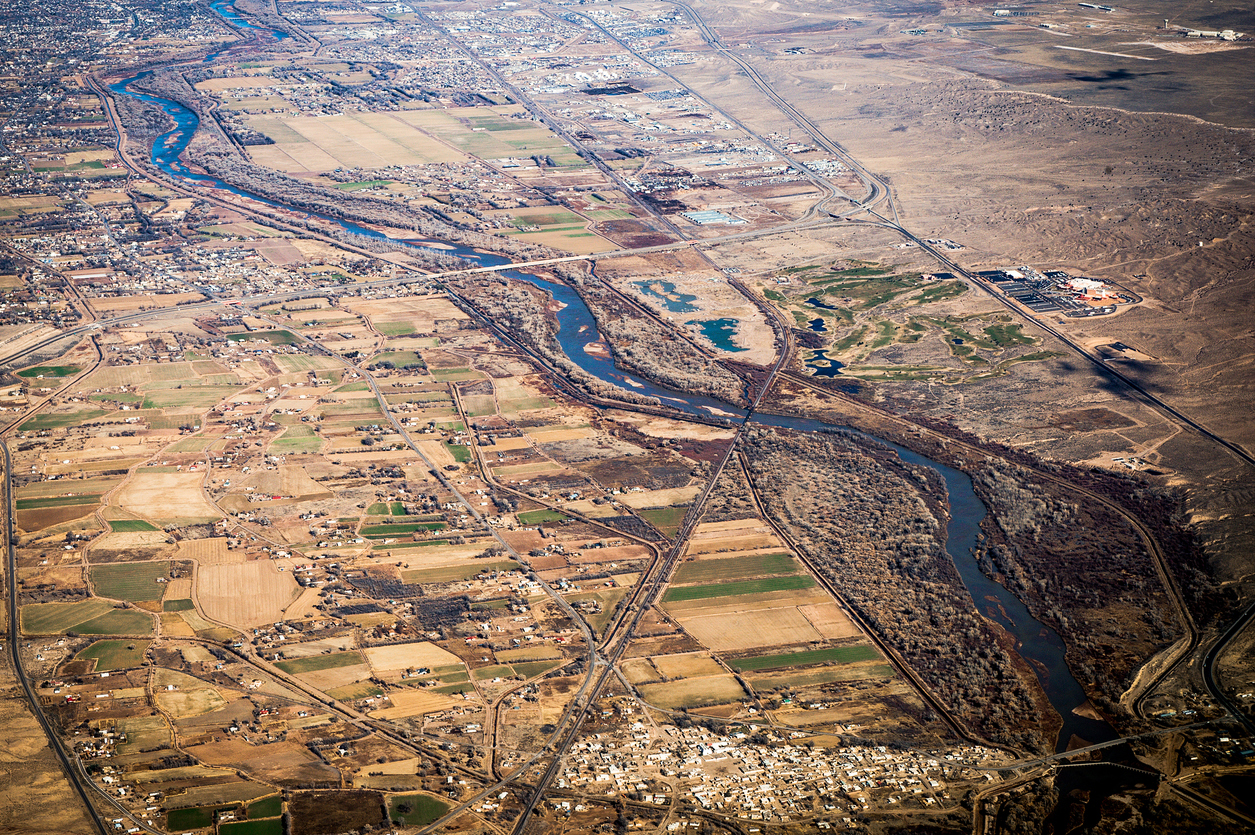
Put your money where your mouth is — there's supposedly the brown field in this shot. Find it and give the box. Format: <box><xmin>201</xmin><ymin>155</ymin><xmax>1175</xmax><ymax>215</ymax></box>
<box><xmin>620</xmin><ymin>658</ymin><xmax>659</xmax><ymax>684</ymax></box>
<box><xmin>677</xmin><ymin>607</ymin><xmax>828</xmax><ymax>652</ymax></box>
<box><xmin>285</xmin><ymin>586</ymin><xmax>322</xmax><ymax>620</ymax></box>
<box><xmin>651</xmin><ymin>652</ymin><xmax>725</xmax><ymax>679</ymax></box>
<box><xmin>749</xmin><ymin>662</ymin><xmax>894</xmax><ymax>692</ymax></box>
<box><xmin>296</xmin><ymin>663</ymin><xmax>374</xmax><ymax>692</ymax></box>
<box><xmin>164</xmin><ymin>576</ymin><xmax>193</xmax><ymax>598</ymax></box>
<box><xmin>491</xmin><ymin>437</ymin><xmax>532</xmax><ymax>451</ymax></box>
<box><xmin>369</xmin><ymin>688</ymin><xmax>460</xmax><ymax>720</ymax></box>
<box><xmin>18</xmin><ymin>505</ymin><xmax>97</xmax><ymax>531</ymax></box>
<box><xmin>637</xmin><ymin>674</ymin><xmax>746</xmax><ymax>710</ymax></box>
<box><xmin>113</xmin><ymin>472</ymin><xmax>221</xmax><ymax>524</ymax></box>
<box><xmin>494</xmin><ymin>646</ymin><xmax>563</xmax><ymax>663</ymax></box>
<box><xmin>175</xmin><ymin>537</ymin><xmax>239</xmax><ymax>565</ymax></box>
<box><xmin>363</xmin><ymin>642</ymin><xmax>462</xmax><ymax>678</ymax></box>
<box><xmin>527</xmin><ymin>427</ymin><xmax>591</xmax><ymax>443</ymax></box>
<box><xmin>686</xmin><ymin>534</ymin><xmax>781</xmax><ymax>555</ymax></box>
<box><xmin>161</xmin><ymin>781</ymin><xmax>273</xmax><ymax>808</ymax></box>
<box><xmin>155</xmin><ymin>686</ymin><xmax>227</xmax><ymax>719</ymax></box>
<box><xmin>46</xmin><ymin>457</ymin><xmax>145</xmax><ymax>476</ymax></box>
<box><xmin>197</xmin><ymin>561</ymin><xmax>298</xmax><ymax>628</ymax></box>
<box><xmin>184</xmin><ymin>739</ymin><xmax>338</xmax><ymax>785</ymax></box>
<box><xmin>89</xmin><ymin>294</ymin><xmax>204</xmax><ymax>312</ymax></box>
<box><xmin>618</xmin><ymin>485</ymin><xmax>702</xmax><ymax>509</ymax></box>
<box><xmin>798</xmin><ymin>603</ymin><xmax>863</xmax><ymax>640</ymax></box>
<box><xmin>160</xmin><ymin>612</ymin><xmax>196</xmax><ymax>637</ymax></box>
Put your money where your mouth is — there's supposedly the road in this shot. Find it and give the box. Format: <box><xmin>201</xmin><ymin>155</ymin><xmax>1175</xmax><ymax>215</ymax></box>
<box><xmin>3</xmin><ymin>438</ymin><xmax>111</xmax><ymax>835</ymax></box>
<box><xmin>8</xmin><ymin>1</ymin><xmax>1252</xmax><ymax>832</ymax></box>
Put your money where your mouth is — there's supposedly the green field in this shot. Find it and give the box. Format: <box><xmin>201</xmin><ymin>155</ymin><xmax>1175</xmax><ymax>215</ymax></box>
<box><xmin>75</xmin><ymin>609</ymin><xmax>154</xmax><ymax>635</ymax></box>
<box><xmin>731</xmin><ymin>644</ymin><xmax>881</xmax><ymax>672</ymax></box>
<box><xmin>388</xmin><ymin>793</ymin><xmax>449</xmax><ymax>826</ymax></box>
<box><xmin>75</xmin><ymin>639</ymin><xmax>150</xmax><ymax>671</ymax></box>
<box><xmin>221</xmin><ymin>818</ymin><xmax>283</xmax><ymax>835</ymax></box>
<box><xmin>326</xmin><ymin>682</ymin><xmax>383</xmax><ymax>700</ymax></box>
<box><xmin>163</xmin><ymin>598</ymin><xmax>195</xmax><ymax>612</ymax></box>
<box><xmin>15</xmin><ymin>494</ymin><xmax>103</xmax><ymax>510</ymax></box>
<box><xmin>513</xmin><ymin>659</ymin><xmax>564</xmax><ymax>678</ymax></box>
<box><xmin>228</xmin><ymin>330</ymin><xmax>297</xmax><ymax>345</ymax></box>
<box><xmin>516</xmin><ymin>509</ymin><xmax>569</xmax><ymax>525</ymax></box>
<box><xmin>109</xmin><ymin>519</ymin><xmax>159</xmax><ymax>532</ymax></box>
<box><xmin>17</xmin><ymin>365</ymin><xmax>81</xmax><ymax>378</ymax></box>
<box><xmin>360</xmin><ymin>521</ymin><xmax>446</xmax><ymax>538</ymax></box>
<box><xmin>273</xmin><ymin>425</ymin><xmax>321</xmax><ymax>453</ymax></box>
<box><xmin>91</xmin><ymin>562</ymin><xmax>170</xmax><ymax>602</ymax></box>
<box><xmin>167</xmin><ymin>805</ymin><xmax>237</xmax><ymax>830</ymax></box>
<box><xmin>374</xmin><ymin>321</ymin><xmax>418</xmax><ymax>337</ymax></box>
<box><xmin>661</xmin><ymin>575</ymin><xmax>815</xmax><ymax>603</ymax></box>
<box><xmin>274</xmin><ymin>651</ymin><xmax>364</xmax><ymax>675</ymax></box>
<box><xmin>19</xmin><ymin>410</ymin><xmax>107</xmax><ymax>431</ymax></box>
<box><xmin>671</xmin><ymin>553</ymin><xmax>799</xmax><ymax>586</ymax></box>
<box><xmin>21</xmin><ymin>599</ymin><xmax>115</xmax><ymax>634</ymax></box>
<box><xmin>639</xmin><ymin>506</ymin><xmax>687</xmax><ymax>537</ymax></box>
<box><xmin>446</xmin><ymin>443</ymin><xmax>471</xmax><ymax>463</ymax></box>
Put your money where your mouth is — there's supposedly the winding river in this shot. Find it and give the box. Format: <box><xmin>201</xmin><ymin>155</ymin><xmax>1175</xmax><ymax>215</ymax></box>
<box><xmin>113</xmin><ymin>0</ymin><xmax>1113</xmax><ymax>753</ymax></box>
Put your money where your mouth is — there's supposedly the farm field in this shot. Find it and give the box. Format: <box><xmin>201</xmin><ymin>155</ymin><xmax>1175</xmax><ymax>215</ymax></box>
<box><xmin>112</xmin><ymin>471</ymin><xmax>221</xmax><ymax>525</ymax></box>
<box><xmin>661</xmin><ymin>575</ymin><xmax>815</xmax><ymax>603</ymax></box>
<box><xmin>90</xmin><ymin>561</ymin><xmax>170</xmax><ymax>602</ymax></box>
<box><xmin>637</xmin><ymin>675</ymin><xmax>746</xmax><ymax>710</ymax></box>
<box><xmin>75</xmin><ymin>639</ymin><xmax>150</xmax><ymax>671</ymax></box>
<box><xmin>197</xmin><ymin>561</ymin><xmax>298</xmax><ymax>628</ymax></box>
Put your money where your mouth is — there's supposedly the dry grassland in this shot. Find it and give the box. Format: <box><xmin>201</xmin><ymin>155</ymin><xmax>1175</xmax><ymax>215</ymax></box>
<box><xmin>798</xmin><ymin>602</ymin><xmax>862</xmax><ymax>640</ymax></box>
<box><xmin>651</xmin><ymin>652</ymin><xmax>725</xmax><ymax>679</ymax></box>
<box><xmin>620</xmin><ymin>658</ymin><xmax>659</xmax><ymax>684</ymax></box>
<box><xmin>678</xmin><ymin>607</ymin><xmax>827</xmax><ymax>653</ymax></box>
<box><xmin>113</xmin><ymin>471</ymin><xmax>221</xmax><ymax>524</ymax></box>
<box><xmin>18</xmin><ymin>506</ymin><xmax>95</xmax><ymax>531</ymax></box>
<box><xmin>296</xmin><ymin>664</ymin><xmax>373</xmax><ymax>691</ymax></box>
<box><xmin>370</xmin><ymin>689</ymin><xmax>460</xmax><ymax>720</ymax></box>
<box><xmin>175</xmin><ymin>538</ymin><xmax>239</xmax><ymax>565</ymax></box>
<box><xmin>0</xmin><ymin>665</ymin><xmax>95</xmax><ymax>835</ymax></box>
<box><xmin>155</xmin><ymin>686</ymin><xmax>227</xmax><ymax>719</ymax></box>
<box><xmin>617</xmin><ymin>485</ymin><xmax>702</xmax><ymax>509</ymax></box>
<box><xmin>364</xmin><ymin>642</ymin><xmax>462</xmax><ymax>677</ymax></box>
<box><xmin>89</xmin><ymin>294</ymin><xmax>204</xmax><ymax>312</ymax></box>
<box><xmin>159</xmin><ymin>613</ymin><xmax>195</xmax><ymax>637</ymax></box>
<box><xmin>686</xmin><ymin>534</ymin><xmax>780</xmax><ymax>555</ymax></box>
<box><xmin>527</xmin><ymin>427</ymin><xmax>590</xmax><ymax>443</ymax></box>
<box><xmin>637</xmin><ymin>674</ymin><xmax>745</xmax><ymax>710</ymax></box>
<box><xmin>285</xmin><ymin>586</ymin><xmax>322</xmax><ymax>620</ymax></box>
<box><xmin>197</xmin><ymin>561</ymin><xmax>298</xmax><ymax>628</ymax></box>
<box><xmin>184</xmin><ymin>739</ymin><xmax>335</xmax><ymax>785</ymax></box>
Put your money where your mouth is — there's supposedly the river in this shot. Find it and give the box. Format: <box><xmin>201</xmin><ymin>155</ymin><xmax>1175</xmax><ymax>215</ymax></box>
<box><xmin>113</xmin><ymin>0</ymin><xmax>1112</xmax><ymax>755</ymax></box>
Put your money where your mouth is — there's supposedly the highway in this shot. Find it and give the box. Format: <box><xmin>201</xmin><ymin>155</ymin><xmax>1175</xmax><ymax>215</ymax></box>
<box><xmin>3</xmin><ymin>438</ymin><xmax>110</xmax><ymax>835</ymax></box>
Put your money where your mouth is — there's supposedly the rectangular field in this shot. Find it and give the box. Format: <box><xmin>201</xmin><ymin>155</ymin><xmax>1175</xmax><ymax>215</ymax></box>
<box><xmin>732</xmin><ymin>645</ymin><xmax>881</xmax><ymax>672</ymax></box>
<box><xmin>662</xmin><ymin>575</ymin><xmax>815</xmax><ymax>603</ymax></box>
<box><xmin>677</xmin><ymin>606</ymin><xmax>826</xmax><ymax>653</ymax></box>
<box><xmin>637</xmin><ymin>674</ymin><xmax>746</xmax><ymax>710</ymax></box>
<box><xmin>670</xmin><ymin>553</ymin><xmax>799</xmax><ymax>585</ymax></box>
<box><xmin>91</xmin><ymin>561</ymin><xmax>170</xmax><ymax>602</ymax></box>
<box><xmin>21</xmin><ymin>599</ymin><xmax>116</xmax><ymax>634</ymax></box>
<box><xmin>274</xmin><ymin>651</ymin><xmax>364</xmax><ymax>675</ymax></box>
